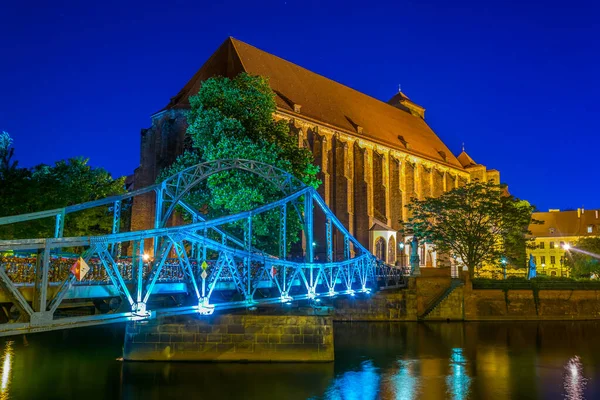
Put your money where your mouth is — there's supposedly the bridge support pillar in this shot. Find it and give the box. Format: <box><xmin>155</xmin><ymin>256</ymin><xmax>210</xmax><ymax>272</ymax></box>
<box><xmin>123</xmin><ymin>313</ymin><xmax>334</xmax><ymax>362</ymax></box>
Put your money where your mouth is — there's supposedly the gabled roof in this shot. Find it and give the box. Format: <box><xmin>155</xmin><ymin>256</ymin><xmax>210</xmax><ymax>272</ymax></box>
<box><xmin>164</xmin><ymin>37</ymin><xmax>463</xmax><ymax>169</ymax></box>
<box><xmin>457</xmin><ymin>151</ymin><xmax>478</xmax><ymax>168</ymax></box>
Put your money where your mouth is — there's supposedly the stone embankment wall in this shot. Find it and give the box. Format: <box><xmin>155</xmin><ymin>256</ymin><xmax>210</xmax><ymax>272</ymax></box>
<box><xmin>332</xmin><ymin>289</ymin><xmax>417</xmax><ymax>321</ymax></box>
<box><xmin>424</xmin><ymin>287</ymin><xmax>465</xmax><ymax>321</ymax></box>
<box><xmin>464</xmin><ymin>288</ymin><xmax>600</xmax><ymax>320</ymax></box>
<box><xmin>332</xmin><ymin>268</ymin><xmax>600</xmax><ymax>321</ymax></box>
<box><xmin>124</xmin><ymin>314</ymin><xmax>334</xmax><ymax>362</ymax></box>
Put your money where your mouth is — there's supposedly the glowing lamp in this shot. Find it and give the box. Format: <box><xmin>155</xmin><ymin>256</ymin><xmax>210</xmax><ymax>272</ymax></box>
<box><xmin>563</xmin><ymin>244</ymin><xmax>571</xmax><ymax>251</ymax></box>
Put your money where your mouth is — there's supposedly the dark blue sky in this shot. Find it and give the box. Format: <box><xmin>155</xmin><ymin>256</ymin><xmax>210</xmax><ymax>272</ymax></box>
<box><xmin>1</xmin><ymin>0</ymin><xmax>598</xmax><ymax>212</ymax></box>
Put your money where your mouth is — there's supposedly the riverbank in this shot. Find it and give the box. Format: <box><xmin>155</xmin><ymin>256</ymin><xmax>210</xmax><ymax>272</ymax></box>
<box><xmin>333</xmin><ymin>270</ymin><xmax>600</xmax><ymax>321</ymax></box>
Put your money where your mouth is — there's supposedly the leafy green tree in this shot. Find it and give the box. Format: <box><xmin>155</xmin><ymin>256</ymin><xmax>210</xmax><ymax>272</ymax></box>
<box><xmin>404</xmin><ymin>181</ymin><xmax>537</xmax><ymax>279</ymax></box>
<box><xmin>159</xmin><ymin>73</ymin><xmax>319</xmax><ymax>254</ymax></box>
<box><xmin>0</xmin><ymin>132</ymin><xmax>127</xmax><ymax>240</ymax></box>
<box><xmin>565</xmin><ymin>237</ymin><xmax>600</xmax><ymax>278</ymax></box>
<box><xmin>0</xmin><ymin>131</ymin><xmax>18</xmax><ymax>174</ymax></box>
<box><xmin>0</xmin><ymin>132</ymin><xmax>31</xmax><ymax>221</ymax></box>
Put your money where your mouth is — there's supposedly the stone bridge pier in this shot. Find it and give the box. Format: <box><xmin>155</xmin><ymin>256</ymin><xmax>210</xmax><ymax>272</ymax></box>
<box><xmin>123</xmin><ymin>312</ymin><xmax>334</xmax><ymax>362</ymax></box>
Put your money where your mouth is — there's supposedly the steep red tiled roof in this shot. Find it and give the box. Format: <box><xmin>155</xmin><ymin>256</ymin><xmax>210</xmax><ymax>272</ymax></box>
<box><xmin>164</xmin><ymin>37</ymin><xmax>463</xmax><ymax>168</ymax></box>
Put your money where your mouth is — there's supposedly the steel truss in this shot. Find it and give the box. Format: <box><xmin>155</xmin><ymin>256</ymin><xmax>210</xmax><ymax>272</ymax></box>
<box><xmin>0</xmin><ymin>159</ymin><xmax>405</xmax><ymax>336</ymax></box>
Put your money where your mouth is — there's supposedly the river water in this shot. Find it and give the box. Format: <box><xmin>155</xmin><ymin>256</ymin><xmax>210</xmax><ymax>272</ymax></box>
<box><xmin>0</xmin><ymin>321</ymin><xmax>598</xmax><ymax>399</ymax></box>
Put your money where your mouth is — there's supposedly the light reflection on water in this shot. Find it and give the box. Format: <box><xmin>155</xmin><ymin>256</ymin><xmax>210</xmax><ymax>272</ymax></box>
<box><xmin>0</xmin><ymin>341</ymin><xmax>13</xmax><ymax>400</ymax></box>
<box><xmin>446</xmin><ymin>348</ymin><xmax>471</xmax><ymax>400</ymax></box>
<box><xmin>564</xmin><ymin>356</ymin><xmax>586</xmax><ymax>400</ymax></box>
<box><xmin>323</xmin><ymin>360</ymin><xmax>380</xmax><ymax>400</ymax></box>
<box><xmin>387</xmin><ymin>360</ymin><xmax>420</xmax><ymax>400</ymax></box>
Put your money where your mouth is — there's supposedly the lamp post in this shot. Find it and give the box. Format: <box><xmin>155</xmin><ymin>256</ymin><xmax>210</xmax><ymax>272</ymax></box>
<box><xmin>501</xmin><ymin>257</ymin><xmax>507</xmax><ymax>280</ymax></box>
<box><xmin>560</xmin><ymin>256</ymin><xmax>564</xmax><ymax>277</ymax></box>
<box><xmin>398</xmin><ymin>242</ymin><xmax>405</xmax><ymax>268</ymax></box>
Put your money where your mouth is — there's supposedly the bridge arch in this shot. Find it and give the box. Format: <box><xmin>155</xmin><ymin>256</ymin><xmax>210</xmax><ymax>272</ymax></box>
<box><xmin>157</xmin><ymin>159</ymin><xmax>307</xmax><ymax>228</ymax></box>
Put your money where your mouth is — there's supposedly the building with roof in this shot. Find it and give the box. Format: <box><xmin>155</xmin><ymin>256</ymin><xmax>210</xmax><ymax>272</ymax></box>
<box><xmin>131</xmin><ymin>37</ymin><xmax>499</xmax><ymax>266</ymax></box>
<box><xmin>529</xmin><ymin>208</ymin><xmax>600</xmax><ymax>277</ymax></box>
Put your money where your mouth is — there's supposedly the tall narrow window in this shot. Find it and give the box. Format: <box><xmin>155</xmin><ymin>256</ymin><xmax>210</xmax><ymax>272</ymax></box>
<box><xmin>388</xmin><ymin>236</ymin><xmax>396</xmax><ymax>264</ymax></box>
<box><xmin>550</xmin><ymin>242</ymin><xmax>555</xmax><ymax>249</ymax></box>
<box><xmin>375</xmin><ymin>237</ymin><xmax>386</xmax><ymax>262</ymax></box>
<box><xmin>539</xmin><ymin>242</ymin><xmax>545</xmax><ymax>249</ymax></box>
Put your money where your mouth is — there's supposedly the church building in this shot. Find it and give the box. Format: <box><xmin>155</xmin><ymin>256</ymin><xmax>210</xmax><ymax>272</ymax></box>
<box><xmin>131</xmin><ymin>37</ymin><xmax>499</xmax><ymax>268</ymax></box>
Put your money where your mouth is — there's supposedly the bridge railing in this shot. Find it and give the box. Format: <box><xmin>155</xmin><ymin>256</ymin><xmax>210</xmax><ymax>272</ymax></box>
<box><xmin>0</xmin><ymin>159</ymin><xmax>406</xmax><ymax>336</ymax></box>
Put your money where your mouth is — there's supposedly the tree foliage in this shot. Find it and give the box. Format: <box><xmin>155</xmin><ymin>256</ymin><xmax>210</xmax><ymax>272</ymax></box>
<box><xmin>0</xmin><ymin>132</ymin><xmax>127</xmax><ymax>240</ymax></box>
<box><xmin>159</xmin><ymin>73</ymin><xmax>319</xmax><ymax>254</ymax></box>
<box><xmin>404</xmin><ymin>181</ymin><xmax>537</xmax><ymax>278</ymax></box>
<box><xmin>565</xmin><ymin>237</ymin><xmax>600</xmax><ymax>278</ymax></box>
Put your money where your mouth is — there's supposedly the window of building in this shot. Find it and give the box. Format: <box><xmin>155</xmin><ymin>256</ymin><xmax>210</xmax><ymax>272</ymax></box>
<box><xmin>560</xmin><ymin>241</ymin><xmax>565</xmax><ymax>248</ymax></box>
<box><xmin>588</xmin><ymin>225</ymin><xmax>593</xmax><ymax>233</ymax></box>
<box><xmin>550</xmin><ymin>242</ymin><xmax>555</xmax><ymax>249</ymax></box>
<box><xmin>388</xmin><ymin>236</ymin><xmax>396</xmax><ymax>265</ymax></box>
<box><xmin>551</xmin><ymin>271</ymin><xmax>557</xmax><ymax>276</ymax></box>
<box><xmin>541</xmin><ymin>256</ymin><xmax>546</xmax><ymax>265</ymax></box>
<box><xmin>533</xmin><ymin>256</ymin><xmax>537</xmax><ymax>264</ymax></box>
<box><xmin>539</xmin><ymin>242</ymin><xmax>545</xmax><ymax>249</ymax></box>
<box><xmin>375</xmin><ymin>237</ymin><xmax>386</xmax><ymax>262</ymax></box>
<box><xmin>551</xmin><ymin>256</ymin><xmax>556</xmax><ymax>265</ymax></box>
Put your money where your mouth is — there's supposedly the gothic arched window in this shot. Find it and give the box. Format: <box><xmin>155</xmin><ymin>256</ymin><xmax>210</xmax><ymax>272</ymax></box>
<box><xmin>375</xmin><ymin>237</ymin><xmax>386</xmax><ymax>262</ymax></box>
<box><xmin>388</xmin><ymin>236</ymin><xmax>396</xmax><ymax>264</ymax></box>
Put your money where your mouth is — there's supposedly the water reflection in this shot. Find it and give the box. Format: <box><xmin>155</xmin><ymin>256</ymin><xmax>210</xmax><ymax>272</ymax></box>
<box><xmin>386</xmin><ymin>360</ymin><xmax>420</xmax><ymax>400</ymax></box>
<box><xmin>564</xmin><ymin>356</ymin><xmax>586</xmax><ymax>400</ymax></box>
<box><xmin>0</xmin><ymin>322</ymin><xmax>600</xmax><ymax>399</ymax></box>
<box><xmin>323</xmin><ymin>360</ymin><xmax>380</xmax><ymax>400</ymax></box>
<box><xmin>0</xmin><ymin>341</ymin><xmax>13</xmax><ymax>400</ymax></box>
<box><xmin>446</xmin><ymin>348</ymin><xmax>470</xmax><ymax>400</ymax></box>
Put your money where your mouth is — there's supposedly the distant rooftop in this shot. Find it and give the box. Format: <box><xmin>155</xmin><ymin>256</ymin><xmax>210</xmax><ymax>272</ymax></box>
<box><xmin>530</xmin><ymin>208</ymin><xmax>600</xmax><ymax>237</ymax></box>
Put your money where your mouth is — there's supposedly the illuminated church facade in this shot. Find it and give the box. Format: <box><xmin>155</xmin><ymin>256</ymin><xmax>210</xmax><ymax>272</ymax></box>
<box><xmin>131</xmin><ymin>37</ymin><xmax>499</xmax><ymax>267</ymax></box>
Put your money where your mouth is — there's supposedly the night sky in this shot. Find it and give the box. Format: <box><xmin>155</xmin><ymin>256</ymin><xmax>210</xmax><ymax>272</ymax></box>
<box><xmin>1</xmin><ymin>0</ymin><xmax>598</xmax><ymax>212</ymax></box>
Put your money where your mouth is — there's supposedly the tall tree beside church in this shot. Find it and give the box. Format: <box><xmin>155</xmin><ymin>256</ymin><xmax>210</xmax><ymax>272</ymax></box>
<box><xmin>404</xmin><ymin>181</ymin><xmax>536</xmax><ymax>279</ymax></box>
<box><xmin>0</xmin><ymin>132</ymin><xmax>127</xmax><ymax>240</ymax></box>
<box><xmin>159</xmin><ymin>73</ymin><xmax>319</xmax><ymax>253</ymax></box>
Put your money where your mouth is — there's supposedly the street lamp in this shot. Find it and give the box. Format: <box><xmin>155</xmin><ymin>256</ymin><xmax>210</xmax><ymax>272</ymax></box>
<box><xmin>560</xmin><ymin>256</ymin><xmax>564</xmax><ymax>277</ymax></box>
<box><xmin>501</xmin><ymin>257</ymin><xmax>507</xmax><ymax>280</ymax></box>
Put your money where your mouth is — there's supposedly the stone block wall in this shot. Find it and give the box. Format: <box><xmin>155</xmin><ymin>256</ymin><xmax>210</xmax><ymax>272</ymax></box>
<box><xmin>464</xmin><ymin>288</ymin><xmax>600</xmax><ymax>320</ymax></box>
<box><xmin>333</xmin><ymin>283</ymin><xmax>600</xmax><ymax>322</ymax></box>
<box><xmin>123</xmin><ymin>314</ymin><xmax>334</xmax><ymax>362</ymax></box>
<box><xmin>414</xmin><ymin>273</ymin><xmax>451</xmax><ymax>315</ymax></box>
<box><xmin>332</xmin><ymin>289</ymin><xmax>417</xmax><ymax>321</ymax></box>
<box><xmin>423</xmin><ymin>287</ymin><xmax>464</xmax><ymax>321</ymax></box>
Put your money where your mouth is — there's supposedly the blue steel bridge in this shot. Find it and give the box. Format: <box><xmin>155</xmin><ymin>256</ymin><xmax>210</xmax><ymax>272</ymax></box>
<box><xmin>0</xmin><ymin>159</ymin><xmax>405</xmax><ymax>337</ymax></box>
